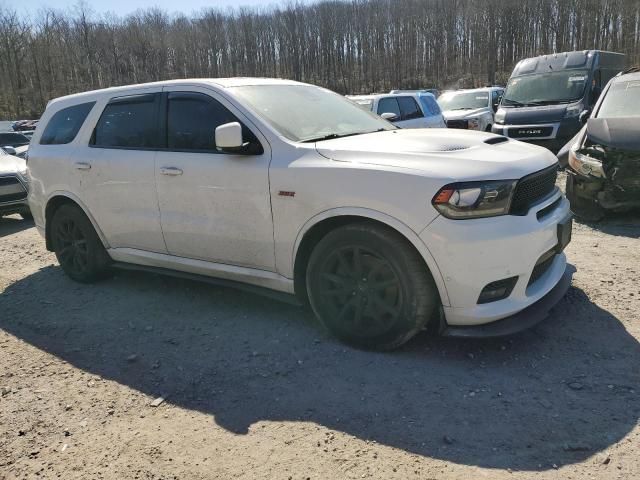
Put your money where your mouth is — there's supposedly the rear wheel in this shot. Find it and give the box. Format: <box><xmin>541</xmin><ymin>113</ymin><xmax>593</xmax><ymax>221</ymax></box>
<box><xmin>306</xmin><ymin>223</ymin><xmax>439</xmax><ymax>350</ymax></box>
<box><xmin>50</xmin><ymin>204</ymin><xmax>111</xmax><ymax>282</ymax></box>
<box><xmin>565</xmin><ymin>174</ymin><xmax>605</xmax><ymax>222</ymax></box>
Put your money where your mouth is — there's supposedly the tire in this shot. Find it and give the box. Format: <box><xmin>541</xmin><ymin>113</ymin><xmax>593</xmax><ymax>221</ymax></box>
<box><xmin>485</xmin><ymin>124</ymin><xmax>492</xmax><ymax>132</ymax></box>
<box><xmin>306</xmin><ymin>222</ymin><xmax>439</xmax><ymax>350</ymax></box>
<box><xmin>50</xmin><ymin>204</ymin><xmax>111</xmax><ymax>282</ymax></box>
<box><xmin>565</xmin><ymin>174</ymin><xmax>605</xmax><ymax>222</ymax></box>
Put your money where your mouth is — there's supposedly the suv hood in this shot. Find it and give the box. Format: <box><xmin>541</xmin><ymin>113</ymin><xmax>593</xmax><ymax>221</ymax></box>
<box><xmin>442</xmin><ymin>107</ymin><xmax>489</xmax><ymax>120</ymax></box>
<box><xmin>0</xmin><ymin>153</ymin><xmax>26</xmax><ymax>175</ymax></box>
<box><xmin>500</xmin><ymin>104</ymin><xmax>569</xmax><ymax>125</ymax></box>
<box><xmin>315</xmin><ymin>129</ymin><xmax>558</xmax><ymax>181</ymax></box>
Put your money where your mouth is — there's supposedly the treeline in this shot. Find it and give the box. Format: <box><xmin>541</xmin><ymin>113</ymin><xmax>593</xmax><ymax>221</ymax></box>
<box><xmin>1</xmin><ymin>0</ymin><xmax>639</xmax><ymax>118</ymax></box>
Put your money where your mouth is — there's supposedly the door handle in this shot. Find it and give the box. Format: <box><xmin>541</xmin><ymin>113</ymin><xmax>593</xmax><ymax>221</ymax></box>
<box><xmin>160</xmin><ymin>167</ymin><xmax>183</xmax><ymax>176</ymax></box>
<box><xmin>74</xmin><ymin>162</ymin><xmax>91</xmax><ymax>170</ymax></box>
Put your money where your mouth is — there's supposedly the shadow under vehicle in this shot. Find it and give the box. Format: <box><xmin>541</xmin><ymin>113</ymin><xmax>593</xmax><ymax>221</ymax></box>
<box><xmin>559</xmin><ymin>68</ymin><xmax>640</xmax><ymax>221</ymax></box>
<box><xmin>493</xmin><ymin>50</ymin><xmax>625</xmax><ymax>153</ymax></box>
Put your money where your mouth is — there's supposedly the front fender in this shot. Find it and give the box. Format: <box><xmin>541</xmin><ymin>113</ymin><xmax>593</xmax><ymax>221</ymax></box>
<box><xmin>292</xmin><ymin>207</ymin><xmax>450</xmax><ymax>307</ymax></box>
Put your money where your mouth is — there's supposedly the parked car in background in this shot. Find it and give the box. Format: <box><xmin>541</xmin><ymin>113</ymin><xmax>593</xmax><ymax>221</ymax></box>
<box><xmin>12</xmin><ymin>120</ymin><xmax>39</xmax><ymax>132</ymax></box>
<box><xmin>390</xmin><ymin>88</ymin><xmax>440</xmax><ymax>98</ymax></box>
<box><xmin>493</xmin><ymin>50</ymin><xmax>625</xmax><ymax>152</ymax></box>
<box><xmin>437</xmin><ymin>87</ymin><xmax>503</xmax><ymax>131</ymax></box>
<box><xmin>29</xmin><ymin>78</ymin><xmax>571</xmax><ymax>350</ymax></box>
<box><xmin>561</xmin><ymin>68</ymin><xmax>640</xmax><ymax>221</ymax></box>
<box><xmin>0</xmin><ymin>147</ymin><xmax>31</xmax><ymax>220</ymax></box>
<box><xmin>0</xmin><ymin>132</ymin><xmax>30</xmax><ymax>148</ymax></box>
<box><xmin>347</xmin><ymin>92</ymin><xmax>446</xmax><ymax>128</ymax></box>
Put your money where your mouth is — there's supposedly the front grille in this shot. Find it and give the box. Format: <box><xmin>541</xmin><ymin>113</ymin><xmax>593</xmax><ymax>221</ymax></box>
<box><xmin>446</xmin><ymin>119</ymin><xmax>468</xmax><ymax>129</ymax></box>
<box><xmin>0</xmin><ymin>175</ymin><xmax>27</xmax><ymax>203</ymax></box>
<box><xmin>508</xmin><ymin>126</ymin><xmax>553</xmax><ymax>138</ymax></box>
<box><xmin>527</xmin><ymin>251</ymin><xmax>556</xmax><ymax>287</ymax></box>
<box><xmin>510</xmin><ymin>165</ymin><xmax>558</xmax><ymax>215</ymax></box>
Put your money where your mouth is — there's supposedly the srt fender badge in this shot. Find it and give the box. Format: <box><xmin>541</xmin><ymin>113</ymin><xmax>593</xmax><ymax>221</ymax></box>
<box><xmin>278</xmin><ymin>191</ymin><xmax>296</xmax><ymax>197</ymax></box>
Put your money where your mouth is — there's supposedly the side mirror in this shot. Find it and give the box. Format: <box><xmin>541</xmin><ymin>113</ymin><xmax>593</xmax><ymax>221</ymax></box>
<box><xmin>380</xmin><ymin>112</ymin><xmax>399</xmax><ymax>121</ymax></box>
<box><xmin>579</xmin><ymin>110</ymin><xmax>591</xmax><ymax>125</ymax></box>
<box><xmin>2</xmin><ymin>146</ymin><xmax>17</xmax><ymax>155</ymax></box>
<box><xmin>215</xmin><ymin>122</ymin><xmax>244</xmax><ymax>151</ymax></box>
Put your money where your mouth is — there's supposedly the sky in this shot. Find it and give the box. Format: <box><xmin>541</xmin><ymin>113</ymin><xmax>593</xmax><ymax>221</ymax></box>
<box><xmin>7</xmin><ymin>0</ymin><xmax>317</xmax><ymax>18</ymax></box>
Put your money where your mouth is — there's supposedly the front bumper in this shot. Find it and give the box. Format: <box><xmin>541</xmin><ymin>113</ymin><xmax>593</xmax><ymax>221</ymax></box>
<box><xmin>0</xmin><ymin>200</ymin><xmax>30</xmax><ymax>216</ymax></box>
<box><xmin>421</xmin><ymin>189</ymin><xmax>572</xmax><ymax>327</ymax></box>
<box><xmin>441</xmin><ymin>267</ymin><xmax>572</xmax><ymax>337</ymax></box>
<box><xmin>492</xmin><ymin>119</ymin><xmax>581</xmax><ymax>153</ymax></box>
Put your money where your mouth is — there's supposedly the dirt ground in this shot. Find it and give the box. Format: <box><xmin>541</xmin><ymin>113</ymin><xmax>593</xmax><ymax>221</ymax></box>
<box><xmin>1</xmin><ymin>174</ymin><xmax>639</xmax><ymax>480</ymax></box>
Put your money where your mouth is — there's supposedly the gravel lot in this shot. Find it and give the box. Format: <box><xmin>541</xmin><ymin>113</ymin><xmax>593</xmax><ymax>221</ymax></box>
<box><xmin>1</xmin><ymin>176</ymin><xmax>639</xmax><ymax>479</ymax></box>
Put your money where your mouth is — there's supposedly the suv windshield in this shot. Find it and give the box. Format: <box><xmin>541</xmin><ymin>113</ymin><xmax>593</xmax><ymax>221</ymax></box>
<box><xmin>230</xmin><ymin>85</ymin><xmax>394</xmax><ymax>142</ymax></box>
<box><xmin>503</xmin><ymin>70</ymin><xmax>589</xmax><ymax>106</ymax></box>
<box><xmin>596</xmin><ymin>79</ymin><xmax>640</xmax><ymax>118</ymax></box>
<box><xmin>437</xmin><ymin>91</ymin><xmax>489</xmax><ymax>111</ymax></box>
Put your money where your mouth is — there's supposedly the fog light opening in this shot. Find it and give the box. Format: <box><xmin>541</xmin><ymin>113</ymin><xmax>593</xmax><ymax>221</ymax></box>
<box><xmin>477</xmin><ymin>276</ymin><xmax>519</xmax><ymax>304</ymax></box>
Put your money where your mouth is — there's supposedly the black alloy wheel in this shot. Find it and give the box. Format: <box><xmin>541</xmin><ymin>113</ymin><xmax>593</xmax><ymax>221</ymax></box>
<box><xmin>306</xmin><ymin>222</ymin><xmax>439</xmax><ymax>350</ymax></box>
<box><xmin>50</xmin><ymin>204</ymin><xmax>111</xmax><ymax>282</ymax></box>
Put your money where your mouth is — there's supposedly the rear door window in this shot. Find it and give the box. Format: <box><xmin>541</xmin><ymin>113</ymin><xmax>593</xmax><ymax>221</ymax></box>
<box><xmin>377</xmin><ymin>97</ymin><xmax>401</xmax><ymax>117</ymax></box>
<box><xmin>40</xmin><ymin>102</ymin><xmax>95</xmax><ymax>145</ymax></box>
<box><xmin>92</xmin><ymin>94</ymin><xmax>160</xmax><ymax>149</ymax></box>
<box><xmin>167</xmin><ymin>92</ymin><xmax>237</xmax><ymax>152</ymax></box>
<box><xmin>397</xmin><ymin>97</ymin><xmax>423</xmax><ymax>120</ymax></box>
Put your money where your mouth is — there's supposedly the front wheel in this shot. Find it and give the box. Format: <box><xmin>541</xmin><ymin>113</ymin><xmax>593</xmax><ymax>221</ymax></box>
<box><xmin>50</xmin><ymin>204</ymin><xmax>111</xmax><ymax>282</ymax></box>
<box><xmin>306</xmin><ymin>223</ymin><xmax>439</xmax><ymax>350</ymax></box>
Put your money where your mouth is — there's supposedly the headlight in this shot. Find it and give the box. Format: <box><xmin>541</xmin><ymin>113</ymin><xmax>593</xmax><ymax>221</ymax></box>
<box><xmin>564</xmin><ymin>103</ymin><xmax>583</xmax><ymax>119</ymax></box>
<box><xmin>432</xmin><ymin>180</ymin><xmax>517</xmax><ymax>219</ymax></box>
<box><xmin>494</xmin><ymin>109</ymin><xmax>506</xmax><ymax>124</ymax></box>
<box><xmin>568</xmin><ymin>145</ymin><xmax>605</xmax><ymax>178</ymax></box>
<box><xmin>467</xmin><ymin>118</ymin><xmax>480</xmax><ymax>130</ymax></box>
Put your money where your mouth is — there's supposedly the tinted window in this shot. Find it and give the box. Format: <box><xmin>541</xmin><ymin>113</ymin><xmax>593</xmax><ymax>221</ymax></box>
<box><xmin>40</xmin><ymin>102</ymin><xmax>95</xmax><ymax>145</ymax></box>
<box><xmin>167</xmin><ymin>93</ymin><xmax>237</xmax><ymax>151</ymax></box>
<box><xmin>377</xmin><ymin>97</ymin><xmax>401</xmax><ymax>117</ymax></box>
<box><xmin>93</xmin><ymin>94</ymin><xmax>159</xmax><ymax>148</ymax></box>
<box><xmin>397</xmin><ymin>96</ymin><xmax>422</xmax><ymax>120</ymax></box>
<box><xmin>0</xmin><ymin>132</ymin><xmax>30</xmax><ymax>147</ymax></box>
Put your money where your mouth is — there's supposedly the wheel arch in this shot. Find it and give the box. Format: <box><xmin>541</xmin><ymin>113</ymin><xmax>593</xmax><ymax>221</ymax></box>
<box><xmin>292</xmin><ymin>208</ymin><xmax>450</xmax><ymax>307</ymax></box>
<box><xmin>44</xmin><ymin>192</ymin><xmax>109</xmax><ymax>251</ymax></box>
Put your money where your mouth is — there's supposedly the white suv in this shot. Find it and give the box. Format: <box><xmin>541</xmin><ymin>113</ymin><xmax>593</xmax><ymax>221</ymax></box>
<box><xmin>28</xmin><ymin>78</ymin><xmax>572</xmax><ymax>350</ymax></box>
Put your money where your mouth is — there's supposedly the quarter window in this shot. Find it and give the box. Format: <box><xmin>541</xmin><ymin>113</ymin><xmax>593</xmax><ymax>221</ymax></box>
<box><xmin>92</xmin><ymin>94</ymin><xmax>159</xmax><ymax>149</ymax></box>
<box><xmin>167</xmin><ymin>92</ymin><xmax>237</xmax><ymax>151</ymax></box>
<box><xmin>40</xmin><ymin>102</ymin><xmax>95</xmax><ymax>145</ymax></box>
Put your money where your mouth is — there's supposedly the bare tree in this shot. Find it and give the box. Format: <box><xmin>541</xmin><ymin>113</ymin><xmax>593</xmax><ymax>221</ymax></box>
<box><xmin>1</xmin><ymin>0</ymin><xmax>639</xmax><ymax>118</ymax></box>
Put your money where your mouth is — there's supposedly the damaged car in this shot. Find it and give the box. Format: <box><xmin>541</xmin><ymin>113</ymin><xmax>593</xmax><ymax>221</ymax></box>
<box><xmin>564</xmin><ymin>68</ymin><xmax>640</xmax><ymax>221</ymax></box>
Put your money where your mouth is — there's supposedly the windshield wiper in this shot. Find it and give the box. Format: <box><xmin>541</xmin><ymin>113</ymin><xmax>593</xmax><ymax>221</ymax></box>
<box><xmin>450</xmin><ymin>107</ymin><xmax>473</xmax><ymax>110</ymax></box>
<box><xmin>502</xmin><ymin>98</ymin><xmax>527</xmax><ymax>107</ymax></box>
<box><xmin>302</xmin><ymin>129</ymin><xmax>387</xmax><ymax>143</ymax></box>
